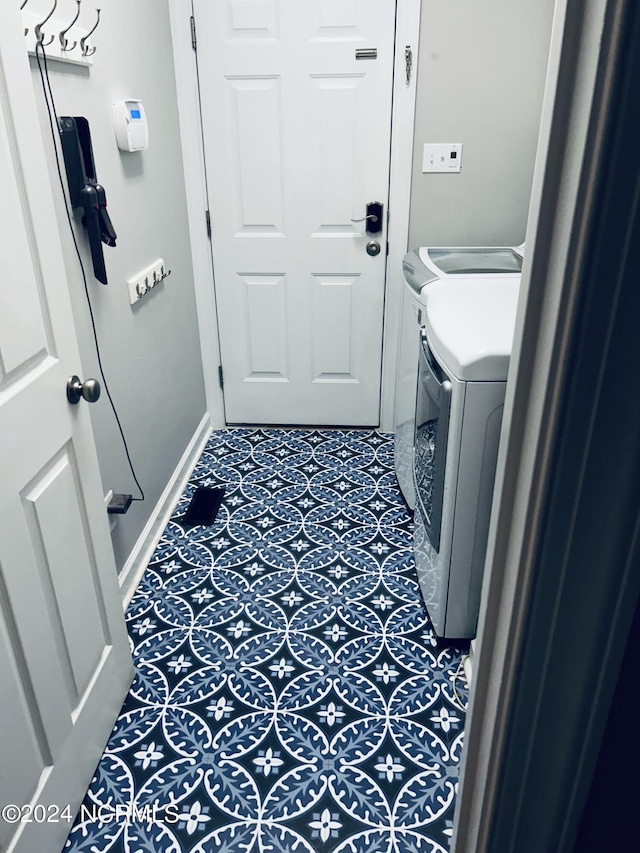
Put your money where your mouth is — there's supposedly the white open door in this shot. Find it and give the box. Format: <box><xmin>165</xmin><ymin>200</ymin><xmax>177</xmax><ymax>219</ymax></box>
<box><xmin>0</xmin><ymin>6</ymin><xmax>133</xmax><ymax>852</ymax></box>
<box><xmin>195</xmin><ymin>0</ymin><xmax>396</xmax><ymax>425</ymax></box>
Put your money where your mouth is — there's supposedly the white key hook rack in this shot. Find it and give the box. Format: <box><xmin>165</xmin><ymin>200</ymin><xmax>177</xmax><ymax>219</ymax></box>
<box><xmin>21</xmin><ymin>0</ymin><xmax>101</xmax><ymax>67</ymax></box>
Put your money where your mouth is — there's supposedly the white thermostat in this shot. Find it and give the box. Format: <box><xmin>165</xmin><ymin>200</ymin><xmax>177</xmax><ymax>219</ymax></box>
<box><xmin>113</xmin><ymin>100</ymin><xmax>149</xmax><ymax>152</ymax></box>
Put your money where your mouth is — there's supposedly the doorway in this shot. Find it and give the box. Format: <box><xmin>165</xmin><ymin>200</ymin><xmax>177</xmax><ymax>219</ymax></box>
<box><xmin>193</xmin><ymin>0</ymin><xmax>398</xmax><ymax>426</ymax></box>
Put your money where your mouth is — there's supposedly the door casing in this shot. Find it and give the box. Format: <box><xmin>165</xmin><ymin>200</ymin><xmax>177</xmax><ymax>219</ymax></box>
<box><xmin>168</xmin><ymin>0</ymin><xmax>422</xmax><ymax>431</ymax></box>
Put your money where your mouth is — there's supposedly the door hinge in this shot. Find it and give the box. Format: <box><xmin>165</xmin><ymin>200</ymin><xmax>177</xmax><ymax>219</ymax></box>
<box><xmin>205</xmin><ymin>209</ymin><xmax>211</xmax><ymax>239</ymax></box>
<box><xmin>190</xmin><ymin>15</ymin><xmax>197</xmax><ymax>50</ymax></box>
<box><xmin>386</xmin><ymin>241</ymin><xmax>389</xmax><ymax>257</ymax></box>
<box><xmin>405</xmin><ymin>46</ymin><xmax>413</xmax><ymax>86</ymax></box>
<box><xmin>218</xmin><ymin>365</ymin><xmax>224</xmax><ymax>389</ymax></box>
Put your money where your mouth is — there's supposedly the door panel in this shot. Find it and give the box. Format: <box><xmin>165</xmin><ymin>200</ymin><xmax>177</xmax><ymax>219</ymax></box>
<box><xmin>196</xmin><ymin>0</ymin><xmax>395</xmax><ymax>424</ymax></box>
<box><xmin>22</xmin><ymin>452</ymin><xmax>108</xmax><ymax>696</ymax></box>
<box><xmin>315</xmin><ymin>0</ymin><xmax>358</xmax><ymax>32</ymax></box>
<box><xmin>312</xmin><ymin>275</ymin><xmax>357</xmax><ymax>380</ymax></box>
<box><xmin>0</xmin><ymin>5</ymin><xmax>133</xmax><ymax>851</ymax></box>
<box><xmin>312</xmin><ymin>75</ymin><xmax>363</xmax><ymax>230</ymax></box>
<box><xmin>0</xmin><ymin>598</ymin><xmax>50</xmax><ymax>829</ymax></box>
<box><xmin>228</xmin><ymin>77</ymin><xmax>284</xmax><ymax>232</ymax></box>
<box><xmin>228</xmin><ymin>0</ymin><xmax>279</xmax><ymax>36</ymax></box>
<box><xmin>243</xmin><ymin>274</ymin><xmax>289</xmax><ymax>379</ymax></box>
<box><xmin>0</xmin><ymin>93</ymin><xmax>53</xmax><ymax>381</ymax></box>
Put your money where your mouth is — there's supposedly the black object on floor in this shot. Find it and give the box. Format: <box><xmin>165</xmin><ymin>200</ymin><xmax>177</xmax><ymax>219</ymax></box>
<box><xmin>107</xmin><ymin>493</ymin><xmax>132</xmax><ymax>514</ymax></box>
<box><xmin>182</xmin><ymin>485</ymin><xmax>225</xmax><ymax>526</ymax></box>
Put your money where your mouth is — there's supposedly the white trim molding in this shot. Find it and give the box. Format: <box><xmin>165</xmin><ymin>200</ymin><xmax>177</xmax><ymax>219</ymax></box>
<box><xmin>452</xmin><ymin>1</ymin><xmax>636</xmax><ymax>851</ymax></box>
<box><xmin>379</xmin><ymin>0</ymin><xmax>422</xmax><ymax>432</ymax></box>
<box><xmin>168</xmin><ymin>0</ymin><xmax>225</xmax><ymax>430</ymax></box>
<box><xmin>119</xmin><ymin>413</ymin><xmax>212</xmax><ymax>607</ymax></box>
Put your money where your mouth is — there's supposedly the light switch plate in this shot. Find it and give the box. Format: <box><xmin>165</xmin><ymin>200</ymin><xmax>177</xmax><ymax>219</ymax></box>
<box><xmin>422</xmin><ymin>143</ymin><xmax>463</xmax><ymax>173</ymax></box>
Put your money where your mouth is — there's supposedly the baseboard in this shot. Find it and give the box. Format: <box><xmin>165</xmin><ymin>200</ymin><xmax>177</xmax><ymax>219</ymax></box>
<box><xmin>118</xmin><ymin>413</ymin><xmax>213</xmax><ymax>608</ymax></box>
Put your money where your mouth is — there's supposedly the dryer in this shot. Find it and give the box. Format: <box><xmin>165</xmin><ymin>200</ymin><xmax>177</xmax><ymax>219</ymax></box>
<box><xmin>413</xmin><ymin>277</ymin><xmax>520</xmax><ymax>639</ymax></box>
<box><xmin>394</xmin><ymin>245</ymin><xmax>523</xmax><ymax>509</ymax></box>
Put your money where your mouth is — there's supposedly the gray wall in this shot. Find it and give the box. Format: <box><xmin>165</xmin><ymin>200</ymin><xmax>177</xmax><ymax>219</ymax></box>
<box><xmin>29</xmin><ymin>0</ymin><xmax>207</xmax><ymax>571</ymax></box>
<box><xmin>409</xmin><ymin>0</ymin><xmax>556</xmax><ymax>248</ymax></box>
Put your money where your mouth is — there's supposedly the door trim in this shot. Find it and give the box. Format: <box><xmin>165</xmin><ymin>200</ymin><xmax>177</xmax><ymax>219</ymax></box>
<box><xmin>169</xmin><ymin>0</ymin><xmax>421</xmax><ymax>431</ymax></box>
<box><xmin>379</xmin><ymin>0</ymin><xmax>422</xmax><ymax>432</ymax></box>
<box><xmin>168</xmin><ymin>0</ymin><xmax>225</xmax><ymax>430</ymax></box>
<box><xmin>451</xmin><ymin>1</ymin><xmax>639</xmax><ymax>850</ymax></box>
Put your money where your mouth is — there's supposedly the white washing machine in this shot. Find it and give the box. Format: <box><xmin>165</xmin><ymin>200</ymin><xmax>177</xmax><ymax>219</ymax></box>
<box><xmin>413</xmin><ymin>277</ymin><xmax>520</xmax><ymax>639</ymax></box>
<box><xmin>394</xmin><ymin>245</ymin><xmax>523</xmax><ymax>509</ymax></box>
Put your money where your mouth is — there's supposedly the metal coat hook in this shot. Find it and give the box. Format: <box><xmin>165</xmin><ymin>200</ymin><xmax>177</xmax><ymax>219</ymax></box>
<box><xmin>34</xmin><ymin>0</ymin><xmax>58</xmax><ymax>47</ymax></box>
<box><xmin>80</xmin><ymin>8</ymin><xmax>100</xmax><ymax>57</ymax></box>
<box><xmin>60</xmin><ymin>0</ymin><xmax>82</xmax><ymax>52</ymax></box>
<box><xmin>21</xmin><ymin>0</ymin><xmax>31</xmax><ymax>36</ymax></box>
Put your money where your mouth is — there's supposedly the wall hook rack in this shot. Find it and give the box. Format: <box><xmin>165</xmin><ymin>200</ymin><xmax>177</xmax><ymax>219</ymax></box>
<box><xmin>80</xmin><ymin>8</ymin><xmax>100</xmax><ymax>57</ymax></box>
<box><xmin>34</xmin><ymin>0</ymin><xmax>58</xmax><ymax>47</ymax></box>
<box><xmin>60</xmin><ymin>0</ymin><xmax>82</xmax><ymax>52</ymax></box>
<box><xmin>22</xmin><ymin>0</ymin><xmax>97</xmax><ymax>66</ymax></box>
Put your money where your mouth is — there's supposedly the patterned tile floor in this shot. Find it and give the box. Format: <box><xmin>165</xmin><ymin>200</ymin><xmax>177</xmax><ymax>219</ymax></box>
<box><xmin>64</xmin><ymin>429</ymin><xmax>468</xmax><ymax>853</ymax></box>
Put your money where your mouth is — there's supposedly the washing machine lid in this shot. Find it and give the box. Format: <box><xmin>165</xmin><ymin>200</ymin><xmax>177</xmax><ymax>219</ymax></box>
<box><xmin>418</xmin><ymin>246</ymin><xmax>523</xmax><ymax>277</ymax></box>
<box><xmin>424</xmin><ymin>277</ymin><xmax>520</xmax><ymax>381</ymax></box>
<box><xmin>402</xmin><ymin>250</ymin><xmax>441</xmax><ymax>295</ymax></box>
<box><xmin>403</xmin><ymin>245</ymin><xmax>523</xmax><ymax>298</ymax></box>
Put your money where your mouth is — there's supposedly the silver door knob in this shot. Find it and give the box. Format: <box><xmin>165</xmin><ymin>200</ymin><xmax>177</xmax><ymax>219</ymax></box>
<box><xmin>67</xmin><ymin>375</ymin><xmax>101</xmax><ymax>404</ymax></box>
<box><xmin>366</xmin><ymin>240</ymin><xmax>381</xmax><ymax>256</ymax></box>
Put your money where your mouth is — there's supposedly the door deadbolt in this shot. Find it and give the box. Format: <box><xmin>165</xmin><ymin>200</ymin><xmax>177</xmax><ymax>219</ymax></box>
<box><xmin>67</xmin><ymin>375</ymin><xmax>101</xmax><ymax>404</ymax></box>
<box><xmin>366</xmin><ymin>240</ymin><xmax>381</xmax><ymax>256</ymax></box>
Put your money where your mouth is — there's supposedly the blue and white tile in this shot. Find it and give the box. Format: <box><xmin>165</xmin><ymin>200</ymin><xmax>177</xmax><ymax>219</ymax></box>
<box><xmin>65</xmin><ymin>429</ymin><xmax>467</xmax><ymax>853</ymax></box>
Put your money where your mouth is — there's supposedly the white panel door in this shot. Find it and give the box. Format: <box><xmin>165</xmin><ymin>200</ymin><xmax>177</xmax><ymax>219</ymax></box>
<box><xmin>0</xmin><ymin>6</ymin><xmax>133</xmax><ymax>852</ymax></box>
<box><xmin>195</xmin><ymin>0</ymin><xmax>396</xmax><ymax>425</ymax></box>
